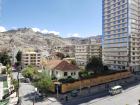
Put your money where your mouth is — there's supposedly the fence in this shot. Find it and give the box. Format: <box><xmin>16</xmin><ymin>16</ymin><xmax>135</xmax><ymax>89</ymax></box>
<box><xmin>61</xmin><ymin>70</ymin><xmax>132</xmax><ymax>93</ymax></box>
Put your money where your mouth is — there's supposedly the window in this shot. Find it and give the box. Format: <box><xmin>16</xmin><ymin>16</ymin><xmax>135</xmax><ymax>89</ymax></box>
<box><xmin>122</xmin><ymin>4</ymin><xmax>125</xmax><ymax>8</ymax></box>
<box><xmin>64</xmin><ymin>72</ymin><xmax>67</xmax><ymax>76</ymax></box>
<box><xmin>122</xmin><ymin>19</ymin><xmax>125</xmax><ymax>22</ymax></box>
<box><xmin>122</xmin><ymin>14</ymin><xmax>125</xmax><ymax>17</ymax></box>
<box><xmin>118</xmin><ymin>2</ymin><xmax>120</xmax><ymax>5</ymax></box>
<box><xmin>122</xmin><ymin>0</ymin><xmax>125</xmax><ymax>3</ymax></box>
<box><xmin>118</xmin><ymin>11</ymin><xmax>120</xmax><ymax>14</ymax></box>
<box><xmin>118</xmin><ymin>20</ymin><xmax>120</xmax><ymax>23</ymax></box>
<box><xmin>71</xmin><ymin>72</ymin><xmax>73</xmax><ymax>75</ymax></box>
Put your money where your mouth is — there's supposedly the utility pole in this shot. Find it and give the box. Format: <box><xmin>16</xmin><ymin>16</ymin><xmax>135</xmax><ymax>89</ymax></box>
<box><xmin>80</xmin><ymin>78</ymin><xmax>82</xmax><ymax>94</ymax></box>
<box><xmin>17</xmin><ymin>66</ymin><xmax>20</xmax><ymax>98</ymax></box>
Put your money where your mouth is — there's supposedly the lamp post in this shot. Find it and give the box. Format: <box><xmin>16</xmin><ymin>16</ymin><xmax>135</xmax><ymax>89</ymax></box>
<box><xmin>33</xmin><ymin>88</ymin><xmax>37</xmax><ymax>105</ymax></box>
<box><xmin>79</xmin><ymin>77</ymin><xmax>82</xmax><ymax>94</ymax></box>
<box><xmin>55</xmin><ymin>82</ymin><xmax>61</xmax><ymax>98</ymax></box>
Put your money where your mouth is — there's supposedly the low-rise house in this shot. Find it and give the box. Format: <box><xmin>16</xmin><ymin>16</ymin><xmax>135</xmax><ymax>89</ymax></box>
<box><xmin>44</xmin><ymin>60</ymin><xmax>80</xmax><ymax>80</ymax></box>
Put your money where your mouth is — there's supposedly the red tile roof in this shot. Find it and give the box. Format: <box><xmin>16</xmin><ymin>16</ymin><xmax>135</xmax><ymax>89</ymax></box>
<box><xmin>46</xmin><ymin>60</ymin><xmax>79</xmax><ymax>71</ymax></box>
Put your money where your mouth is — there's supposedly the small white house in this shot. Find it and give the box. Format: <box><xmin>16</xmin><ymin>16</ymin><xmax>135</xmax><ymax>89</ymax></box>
<box><xmin>45</xmin><ymin>60</ymin><xmax>80</xmax><ymax>80</ymax></box>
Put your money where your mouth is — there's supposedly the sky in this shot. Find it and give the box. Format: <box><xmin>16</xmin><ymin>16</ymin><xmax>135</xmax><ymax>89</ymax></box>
<box><xmin>0</xmin><ymin>0</ymin><xmax>102</xmax><ymax>38</ymax></box>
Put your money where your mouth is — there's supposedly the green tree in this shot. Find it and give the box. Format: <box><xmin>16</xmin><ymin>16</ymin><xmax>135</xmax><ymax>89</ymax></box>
<box><xmin>86</xmin><ymin>56</ymin><xmax>103</xmax><ymax>74</ymax></box>
<box><xmin>33</xmin><ymin>71</ymin><xmax>54</xmax><ymax>94</ymax></box>
<box><xmin>22</xmin><ymin>66</ymin><xmax>38</xmax><ymax>79</ymax></box>
<box><xmin>0</xmin><ymin>51</ymin><xmax>11</xmax><ymax>66</ymax></box>
<box><xmin>12</xmin><ymin>79</ymin><xmax>19</xmax><ymax>92</ymax></box>
<box><xmin>6</xmin><ymin>64</ymin><xmax>12</xmax><ymax>74</ymax></box>
<box><xmin>16</xmin><ymin>51</ymin><xmax>22</xmax><ymax>66</ymax></box>
<box><xmin>70</xmin><ymin>59</ymin><xmax>76</xmax><ymax>65</ymax></box>
<box><xmin>56</xmin><ymin>52</ymin><xmax>65</xmax><ymax>60</ymax></box>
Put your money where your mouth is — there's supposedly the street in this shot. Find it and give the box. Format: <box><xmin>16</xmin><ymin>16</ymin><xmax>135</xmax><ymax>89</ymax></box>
<box><xmin>12</xmin><ymin>71</ymin><xmax>57</xmax><ymax>105</ymax></box>
<box><xmin>60</xmin><ymin>83</ymin><xmax>140</xmax><ymax>105</ymax></box>
<box><xmin>12</xmin><ymin>71</ymin><xmax>140</xmax><ymax>105</ymax></box>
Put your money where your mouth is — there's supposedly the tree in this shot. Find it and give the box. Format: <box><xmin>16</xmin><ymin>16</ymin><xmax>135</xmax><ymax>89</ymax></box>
<box><xmin>16</xmin><ymin>51</ymin><xmax>22</xmax><ymax>66</ymax></box>
<box><xmin>33</xmin><ymin>71</ymin><xmax>54</xmax><ymax>94</ymax></box>
<box><xmin>12</xmin><ymin>79</ymin><xmax>19</xmax><ymax>92</ymax></box>
<box><xmin>22</xmin><ymin>66</ymin><xmax>38</xmax><ymax>79</ymax></box>
<box><xmin>86</xmin><ymin>56</ymin><xmax>103</xmax><ymax>74</ymax></box>
<box><xmin>65</xmin><ymin>54</ymin><xmax>70</xmax><ymax>58</ymax></box>
<box><xmin>55</xmin><ymin>52</ymin><xmax>65</xmax><ymax>60</ymax></box>
<box><xmin>70</xmin><ymin>59</ymin><xmax>76</xmax><ymax>65</ymax></box>
<box><xmin>0</xmin><ymin>51</ymin><xmax>11</xmax><ymax>66</ymax></box>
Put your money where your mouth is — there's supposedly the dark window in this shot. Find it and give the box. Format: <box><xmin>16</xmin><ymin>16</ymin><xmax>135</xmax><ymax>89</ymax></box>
<box><xmin>64</xmin><ymin>72</ymin><xmax>67</xmax><ymax>76</ymax></box>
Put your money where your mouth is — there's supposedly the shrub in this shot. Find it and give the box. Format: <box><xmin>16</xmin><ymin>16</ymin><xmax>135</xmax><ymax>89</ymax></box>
<box><xmin>59</xmin><ymin>76</ymin><xmax>76</xmax><ymax>83</ymax></box>
<box><xmin>79</xmin><ymin>71</ymin><xmax>94</xmax><ymax>79</ymax></box>
<box><xmin>1</xmin><ymin>69</ymin><xmax>6</xmax><ymax>74</ymax></box>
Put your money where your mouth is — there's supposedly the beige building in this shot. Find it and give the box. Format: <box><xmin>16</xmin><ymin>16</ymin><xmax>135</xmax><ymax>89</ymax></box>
<box><xmin>103</xmin><ymin>0</ymin><xmax>140</xmax><ymax>71</ymax></box>
<box><xmin>75</xmin><ymin>43</ymin><xmax>102</xmax><ymax>66</ymax></box>
<box><xmin>43</xmin><ymin>60</ymin><xmax>80</xmax><ymax>80</ymax></box>
<box><xmin>22</xmin><ymin>50</ymin><xmax>42</xmax><ymax>67</ymax></box>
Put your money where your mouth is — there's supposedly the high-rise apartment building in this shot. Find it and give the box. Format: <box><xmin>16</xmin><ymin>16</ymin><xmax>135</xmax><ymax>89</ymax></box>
<box><xmin>103</xmin><ymin>0</ymin><xmax>140</xmax><ymax>71</ymax></box>
<box><xmin>75</xmin><ymin>36</ymin><xmax>102</xmax><ymax>66</ymax></box>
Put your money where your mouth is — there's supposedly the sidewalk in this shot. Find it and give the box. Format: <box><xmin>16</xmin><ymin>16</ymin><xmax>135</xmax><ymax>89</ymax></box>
<box><xmin>0</xmin><ymin>82</ymin><xmax>3</xmax><ymax>100</ymax></box>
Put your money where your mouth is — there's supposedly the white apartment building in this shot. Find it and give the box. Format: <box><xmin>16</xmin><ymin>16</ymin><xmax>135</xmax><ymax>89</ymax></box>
<box><xmin>75</xmin><ymin>43</ymin><xmax>102</xmax><ymax>66</ymax></box>
<box><xmin>103</xmin><ymin>0</ymin><xmax>140</xmax><ymax>71</ymax></box>
<box><xmin>22</xmin><ymin>50</ymin><xmax>42</xmax><ymax>67</ymax></box>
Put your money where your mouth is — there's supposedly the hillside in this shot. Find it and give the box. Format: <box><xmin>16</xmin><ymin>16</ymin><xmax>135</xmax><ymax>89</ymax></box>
<box><xmin>0</xmin><ymin>28</ymin><xmax>70</xmax><ymax>51</ymax></box>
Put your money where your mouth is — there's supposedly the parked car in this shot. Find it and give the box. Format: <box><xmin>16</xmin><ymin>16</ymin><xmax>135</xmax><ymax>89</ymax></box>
<box><xmin>25</xmin><ymin>78</ymin><xmax>30</xmax><ymax>83</ymax></box>
<box><xmin>71</xmin><ymin>90</ymin><xmax>79</xmax><ymax>97</ymax></box>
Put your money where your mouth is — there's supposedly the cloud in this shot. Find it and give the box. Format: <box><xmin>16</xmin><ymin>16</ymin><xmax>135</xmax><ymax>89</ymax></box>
<box><xmin>48</xmin><ymin>31</ymin><xmax>60</xmax><ymax>35</ymax></box>
<box><xmin>31</xmin><ymin>28</ymin><xmax>60</xmax><ymax>35</ymax></box>
<box><xmin>0</xmin><ymin>26</ymin><xmax>6</xmax><ymax>32</ymax></box>
<box><xmin>41</xmin><ymin>29</ymin><xmax>48</xmax><ymax>34</ymax></box>
<box><xmin>32</xmin><ymin>28</ymin><xmax>41</xmax><ymax>32</ymax></box>
<box><xmin>67</xmin><ymin>33</ymin><xmax>81</xmax><ymax>37</ymax></box>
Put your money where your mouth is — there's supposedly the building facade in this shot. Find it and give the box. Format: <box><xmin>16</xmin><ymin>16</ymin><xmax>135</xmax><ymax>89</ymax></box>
<box><xmin>75</xmin><ymin>38</ymin><xmax>102</xmax><ymax>66</ymax></box>
<box><xmin>43</xmin><ymin>60</ymin><xmax>80</xmax><ymax>80</ymax></box>
<box><xmin>103</xmin><ymin>0</ymin><xmax>140</xmax><ymax>71</ymax></box>
<box><xmin>22</xmin><ymin>50</ymin><xmax>42</xmax><ymax>67</ymax></box>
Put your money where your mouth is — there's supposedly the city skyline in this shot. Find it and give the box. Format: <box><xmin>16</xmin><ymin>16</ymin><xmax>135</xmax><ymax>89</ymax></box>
<box><xmin>0</xmin><ymin>0</ymin><xmax>102</xmax><ymax>38</ymax></box>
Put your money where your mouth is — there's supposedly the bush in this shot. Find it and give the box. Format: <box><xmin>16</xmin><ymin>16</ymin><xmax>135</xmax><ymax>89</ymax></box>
<box><xmin>79</xmin><ymin>71</ymin><xmax>94</xmax><ymax>79</ymax></box>
<box><xmin>51</xmin><ymin>76</ymin><xmax>57</xmax><ymax>80</ymax></box>
<box><xmin>1</xmin><ymin>69</ymin><xmax>6</xmax><ymax>74</ymax></box>
<box><xmin>59</xmin><ymin>76</ymin><xmax>76</xmax><ymax>83</ymax></box>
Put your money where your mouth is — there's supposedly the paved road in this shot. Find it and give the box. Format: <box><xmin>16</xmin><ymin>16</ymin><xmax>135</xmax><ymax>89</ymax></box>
<box><xmin>12</xmin><ymin>71</ymin><xmax>56</xmax><ymax>105</ymax></box>
<box><xmin>58</xmin><ymin>84</ymin><xmax>140</xmax><ymax>105</ymax></box>
<box><xmin>12</xmin><ymin>71</ymin><xmax>140</xmax><ymax>105</ymax></box>
<box><xmin>12</xmin><ymin>72</ymin><xmax>35</xmax><ymax>105</ymax></box>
